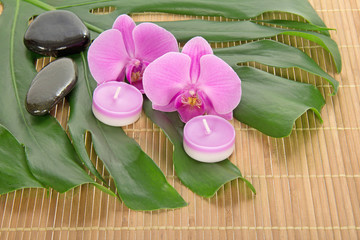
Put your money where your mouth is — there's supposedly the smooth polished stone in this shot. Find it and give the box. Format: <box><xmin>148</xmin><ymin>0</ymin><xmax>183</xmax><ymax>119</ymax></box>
<box><xmin>24</xmin><ymin>10</ymin><xmax>90</xmax><ymax>57</ymax></box>
<box><xmin>26</xmin><ymin>58</ymin><xmax>78</xmax><ymax>116</ymax></box>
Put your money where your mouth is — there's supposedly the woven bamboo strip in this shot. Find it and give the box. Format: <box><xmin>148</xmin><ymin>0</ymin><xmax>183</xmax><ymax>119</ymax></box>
<box><xmin>1</xmin><ymin>0</ymin><xmax>360</xmax><ymax>239</ymax></box>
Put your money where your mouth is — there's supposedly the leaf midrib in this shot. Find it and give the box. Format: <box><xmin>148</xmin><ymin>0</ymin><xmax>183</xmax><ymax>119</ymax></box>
<box><xmin>79</xmin><ymin>52</ymin><xmax>138</xmax><ymax>195</ymax></box>
<box><xmin>10</xmin><ymin>0</ymin><xmax>22</xmax><ymax>123</ymax></box>
<box><xmin>80</xmin><ymin>52</ymin><xmax>123</xmax><ymax>170</ymax></box>
<box><xmin>9</xmin><ymin>0</ymin><xmax>52</xmax><ymax>187</ymax></box>
<box><xmin>10</xmin><ymin>0</ymin><xmax>90</xmax><ymax>188</ymax></box>
<box><xmin>10</xmin><ymin>0</ymin><xmax>43</xmax><ymax>151</ymax></box>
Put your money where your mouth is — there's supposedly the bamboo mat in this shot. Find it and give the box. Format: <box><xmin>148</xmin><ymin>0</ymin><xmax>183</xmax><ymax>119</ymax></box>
<box><xmin>1</xmin><ymin>0</ymin><xmax>360</xmax><ymax>239</ymax></box>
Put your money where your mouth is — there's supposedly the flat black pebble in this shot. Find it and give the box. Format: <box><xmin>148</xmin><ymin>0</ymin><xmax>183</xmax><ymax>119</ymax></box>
<box><xmin>26</xmin><ymin>58</ymin><xmax>78</xmax><ymax>116</ymax></box>
<box><xmin>24</xmin><ymin>10</ymin><xmax>90</xmax><ymax>57</ymax></box>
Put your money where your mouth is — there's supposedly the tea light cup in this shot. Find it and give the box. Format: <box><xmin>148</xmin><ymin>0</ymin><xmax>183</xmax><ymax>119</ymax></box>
<box><xmin>92</xmin><ymin>81</ymin><xmax>143</xmax><ymax>126</ymax></box>
<box><xmin>183</xmin><ymin>115</ymin><xmax>235</xmax><ymax>163</ymax></box>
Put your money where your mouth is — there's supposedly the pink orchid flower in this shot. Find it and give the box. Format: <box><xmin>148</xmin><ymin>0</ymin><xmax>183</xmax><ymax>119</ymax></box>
<box><xmin>143</xmin><ymin>37</ymin><xmax>241</xmax><ymax>122</ymax></box>
<box><xmin>87</xmin><ymin>14</ymin><xmax>178</xmax><ymax>93</ymax></box>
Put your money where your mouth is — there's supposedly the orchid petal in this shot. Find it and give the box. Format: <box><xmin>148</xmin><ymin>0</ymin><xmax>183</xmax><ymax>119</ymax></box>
<box><xmin>152</xmin><ymin>92</ymin><xmax>182</xmax><ymax>112</ymax></box>
<box><xmin>174</xmin><ymin>94</ymin><xmax>205</xmax><ymax>122</ymax></box>
<box><xmin>153</xmin><ymin>103</ymin><xmax>177</xmax><ymax>112</ymax></box>
<box><xmin>181</xmin><ymin>37</ymin><xmax>213</xmax><ymax>82</ymax></box>
<box><xmin>218</xmin><ymin>112</ymin><xmax>233</xmax><ymax>120</ymax></box>
<box><xmin>130</xmin><ymin>80</ymin><xmax>144</xmax><ymax>94</ymax></box>
<box><xmin>209</xmin><ymin>110</ymin><xmax>233</xmax><ymax>120</ymax></box>
<box><xmin>133</xmin><ymin>23</ymin><xmax>179</xmax><ymax>62</ymax></box>
<box><xmin>198</xmin><ymin>91</ymin><xmax>233</xmax><ymax>120</ymax></box>
<box><xmin>112</xmin><ymin>14</ymin><xmax>136</xmax><ymax>57</ymax></box>
<box><xmin>143</xmin><ymin>52</ymin><xmax>191</xmax><ymax>107</ymax></box>
<box><xmin>87</xmin><ymin>29</ymin><xmax>129</xmax><ymax>84</ymax></box>
<box><xmin>197</xmin><ymin>54</ymin><xmax>241</xmax><ymax>114</ymax></box>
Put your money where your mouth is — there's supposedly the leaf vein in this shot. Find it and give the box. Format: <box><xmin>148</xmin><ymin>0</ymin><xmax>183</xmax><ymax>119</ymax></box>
<box><xmin>56</xmin><ymin>0</ymin><xmax>114</xmax><ymax>10</ymax></box>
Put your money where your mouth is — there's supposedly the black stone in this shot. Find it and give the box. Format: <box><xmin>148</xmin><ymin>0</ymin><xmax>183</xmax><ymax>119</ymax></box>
<box><xmin>24</xmin><ymin>10</ymin><xmax>90</xmax><ymax>57</ymax></box>
<box><xmin>26</xmin><ymin>58</ymin><xmax>78</xmax><ymax>116</ymax></box>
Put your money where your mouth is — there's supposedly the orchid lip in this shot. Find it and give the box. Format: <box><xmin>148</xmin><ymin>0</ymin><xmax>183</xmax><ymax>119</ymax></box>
<box><xmin>125</xmin><ymin>59</ymin><xmax>149</xmax><ymax>93</ymax></box>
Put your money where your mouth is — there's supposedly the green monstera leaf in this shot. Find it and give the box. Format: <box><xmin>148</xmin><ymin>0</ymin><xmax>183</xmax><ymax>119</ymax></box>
<box><xmin>234</xmin><ymin>67</ymin><xmax>326</xmax><ymax>138</ymax></box>
<box><xmin>214</xmin><ymin>40</ymin><xmax>338</xmax><ymax>94</ymax></box>
<box><xmin>143</xmin><ymin>99</ymin><xmax>257</xmax><ymax>197</ymax></box>
<box><xmin>67</xmin><ymin>53</ymin><xmax>187</xmax><ymax>210</ymax></box>
<box><xmin>0</xmin><ymin>0</ymin><xmax>102</xmax><ymax>195</ymax></box>
<box><xmin>156</xmin><ymin>20</ymin><xmax>341</xmax><ymax>73</ymax></box>
<box><xmin>0</xmin><ymin>0</ymin><xmax>341</xmax><ymax>208</ymax></box>
<box><xmin>0</xmin><ymin>0</ymin><xmax>186</xmax><ymax>210</ymax></box>
<box><xmin>0</xmin><ymin>125</ymin><xmax>44</xmax><ymax>194</ymax></box>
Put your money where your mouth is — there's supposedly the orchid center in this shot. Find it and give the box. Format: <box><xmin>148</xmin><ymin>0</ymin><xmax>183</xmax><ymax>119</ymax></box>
<box><xmin>187</xmin><ymin>96</ymin><xmax>200</xmax><ymax>107</ymax></box>
<box><xmin>181</xmin><ymin>90</ymin><xmax>202</xmax><ymax>108</ymax></box>
<box><xmin>131</xmin><ymin>71</ymin><xmax>142</xmax><ymax>82</ymax></box>
<box><xmin>130</xmin><ymin>60</ymin><xmax>145</xmax><ymax>82</ymax></box>
<box><xmin>126</xmin><ymin>59</ymin><xmax>149</xmax><ymax>85</ymax></box>
<box><xmin>175</xmin><ymin>89</ymin><xmax>206</xmax><ymax>122</ymax></box>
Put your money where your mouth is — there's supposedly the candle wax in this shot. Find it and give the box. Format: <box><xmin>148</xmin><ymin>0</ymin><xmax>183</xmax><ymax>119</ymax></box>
<box><xmin>92</xmin><ymin>82</ymin><xmax>143</xmax><ymax>126</ymax></box>
<box><xmin>183</xmin><ymin>115</ymin><xmax>235</xmax><ymax>163</ymax></box>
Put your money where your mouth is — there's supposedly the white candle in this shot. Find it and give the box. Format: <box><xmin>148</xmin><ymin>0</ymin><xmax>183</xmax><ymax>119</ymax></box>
<box><xmin>183</xmin><ymin>115</ymin><xmax>235</xmax><ymax>163</ymax></box>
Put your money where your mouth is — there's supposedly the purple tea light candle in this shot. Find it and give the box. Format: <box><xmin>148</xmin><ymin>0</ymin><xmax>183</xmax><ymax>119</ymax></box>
<box><xmin>92</xmin><ymin>82</ymin><xmax>143</xmax><ymax>126</ymax></box>
<box><xmin>183</xmin><ymin>115</ymin><xmax>236</xmax><ymax>163</ymax></box>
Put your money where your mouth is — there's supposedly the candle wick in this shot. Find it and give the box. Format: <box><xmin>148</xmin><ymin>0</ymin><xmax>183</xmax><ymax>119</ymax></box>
<box><xmin>202</xmin><ymin>119</ymin><xmax>211</xmax><ymax>135</ymax></box>
<box><xmin>113</xmin><ymin>87</ymin><xmax>121</xmax><ymax>99</ymax></box>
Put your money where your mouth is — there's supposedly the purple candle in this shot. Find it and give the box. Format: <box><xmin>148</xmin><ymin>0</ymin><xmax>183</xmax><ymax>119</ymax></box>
<box><xmin>92</xmin><ymin>82</ymin><xmax>143</xmax><ymax>126</ymax></box>
<box><xmin>183</xmin><ymin>115</ymin><xmax>236</xmax><ymax>163</ymax></box>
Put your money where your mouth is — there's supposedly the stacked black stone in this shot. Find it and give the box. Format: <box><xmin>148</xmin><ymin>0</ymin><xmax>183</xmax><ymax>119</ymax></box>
<box><xmin>25</xmin><ymin>58</ymin><xmax>78</xmax><ymax>116</ymax></box>
<box><xmin>24</xmin><ymin>10</ymin><xmax>90</xmax><ymax>57</ymax></box>
<box><xmin>24</xmin><ymin>10</ymin><xmax>89</xmax><ymax>115</ymax></box>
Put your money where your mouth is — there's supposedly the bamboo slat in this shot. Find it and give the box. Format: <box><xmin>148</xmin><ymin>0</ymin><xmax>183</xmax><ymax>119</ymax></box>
<box><xmin>1</xmin><ymin>0</ymin><xmax>360</xmax><ymax>239</ymax></box>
